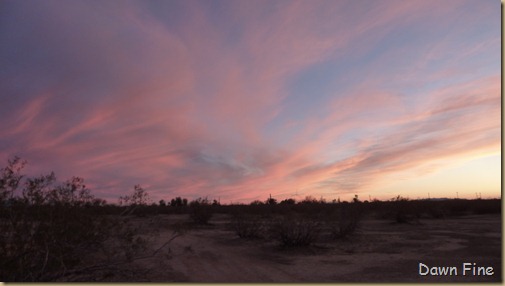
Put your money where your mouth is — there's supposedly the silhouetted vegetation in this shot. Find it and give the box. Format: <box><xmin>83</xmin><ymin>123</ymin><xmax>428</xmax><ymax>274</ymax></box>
<box><xmin>189</xmin><ymin>197</ymin><xmax>213</xmax><ymax>224</ymax></box>
<box><xmin>170</xmin><ymin>196</ymin><xmax>188</xmax><ymax>207</ymax></box>
<box><xmin>265</xmin><ymin>194</ymin><xmax>277</xmax><ymax>205</ymax></box>
<box><xmin>230</xmin><ymin>213</ymin><xmax>266</xmax><ymax>239</ymax></box>
<box><xmin>272</xmin><ymin>213</ymin><xmax>321</xmax><ymax>247</ymax></box>
<box><xmin>0</xmin><ymin>157</ymin><xmax>179</xmax><ymax>282</ymax></box>
<box><xmin>279</xmin><ymin>198</ymin><xmax>296</xmax><ymax>205</ymax></box>
<box><xmin>326</xmin><ymin>202</ymin><xmax>362</xmax><ymax>239</ymax></box>
<box><xmin>0</xmin><ymin>156</ymin><xmax>500</xmax><ymax>281</ymax></box>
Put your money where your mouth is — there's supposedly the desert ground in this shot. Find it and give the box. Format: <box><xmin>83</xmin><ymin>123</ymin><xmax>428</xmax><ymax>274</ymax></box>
<box><xmin>92</xmin><ymin>212</ymin><xmax>501</xmax><ymax>283</ymax></box>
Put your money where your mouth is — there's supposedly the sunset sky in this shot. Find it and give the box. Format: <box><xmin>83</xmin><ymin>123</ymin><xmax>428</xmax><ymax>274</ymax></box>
<box><xmin>0</xmin><ymin>0</ymin><xmax>500</xmax><ymax>204</ymax></box>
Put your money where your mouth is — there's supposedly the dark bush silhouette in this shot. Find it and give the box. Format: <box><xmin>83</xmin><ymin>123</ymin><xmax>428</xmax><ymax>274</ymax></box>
<box><xmin>0</xmin><ymin>157</ymin><xmax>174</xmax><ymax>282</ymax></box>
<box><xmin>327</xmin><ymin>203</ymin><xmax>362</xmax><ymax>239</ymax></box>
<box><xmin>118</xmin><ymin>184</ymin><xmax>152</xmax><ymax>216</ymax></box>
<box><xmin>250</xmin><ymin>200</ymin><xmax>264</xmax><ymax>205</ymax></box>
<box><xmin>280</xmin><ymin>198</ymin><xmax>296</xmax><ymax>205</ymax></box>
<box><xmin>189</xmin><ymin>197</ymin><xmax>213</xmax><ymax>224</ymax></box>
<box><xmin>170</xmin><ymin>196</ymin><xmax>188</xmax><ymax>207</ymax></box>
<box><xmin>265</xmin><ymin>194</ymin><xmax>277</xmax><ymax>205</ymax></box>
<box><xmin>388</xmin><ymin>196</ymin><xmax>421</xmax><ymax>224</ymax></box>
<box><xmin>299</xmin><ymin>195</ymin><xmax>319</xmax><ymax>204</ymax></box>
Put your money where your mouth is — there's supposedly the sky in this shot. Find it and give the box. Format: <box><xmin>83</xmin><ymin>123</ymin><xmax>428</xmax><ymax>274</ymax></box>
<box><xmin>0</xmin><ymin>0</ymin><xmax>501</xmax><ymax>204</ymax></box>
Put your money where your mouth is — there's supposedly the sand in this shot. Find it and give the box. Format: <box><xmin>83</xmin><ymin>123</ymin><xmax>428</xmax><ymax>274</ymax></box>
<box><xmin>107</xmin><ymin>213</ymin><xmax>501</xmax><ymax>282</ymax></box>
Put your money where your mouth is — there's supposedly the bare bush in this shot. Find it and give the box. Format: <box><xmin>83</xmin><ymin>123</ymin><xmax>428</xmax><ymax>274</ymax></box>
<box><xmin>189</xmin><ymin>197</ymin><xmax>213</xmax><ymax>224</ymax></box>
<box><xmin>0</xmin><ymin>157</ymin><xmax>178</xmax><ymax>282</ymax></box>
<box><xmin>327</xmin><ymin>204</ymin><xmax>362</xmax><ymax>239</ymax></box>
<box><xmin>231</xmin><ymin>214</ymin><xmax>265</xmax><ymax>239</ymax></box>
<box><xmin>271</xmin><ymin>214</ymin><xmax>321</xmax><ymax>247</ymax></box>
<box><xmin>0</xmin><ymin>156</ymin><xmax>25</xmax><ymax>202</ymax></box>
<box><xmin>390</xmin><ymin>196</ymin><xmax>421</xmax><ymax>224</ymax></box>
<box><xmin>118</xmin><ymin>185</ymin><xmax>152</xmax><ymax>216</ymax></box>
<box><xmin>1</xmin><ymin>177</ymin><xmax>115</xmax><ymax>280</ymax></box>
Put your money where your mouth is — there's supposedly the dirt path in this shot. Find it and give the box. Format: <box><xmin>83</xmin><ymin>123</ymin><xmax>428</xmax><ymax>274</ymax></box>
<box><xmin>134</xmin><ymin>214</ymin><xmax>501</xmax><ymax>282</ymax></box>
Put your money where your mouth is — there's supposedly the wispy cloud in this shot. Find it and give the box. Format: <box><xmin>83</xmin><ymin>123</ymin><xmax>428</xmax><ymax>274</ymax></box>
<box><xmin>0</xmin><ymin>0</ymin><xmax>500</xmax><ymax>202</ymax></box>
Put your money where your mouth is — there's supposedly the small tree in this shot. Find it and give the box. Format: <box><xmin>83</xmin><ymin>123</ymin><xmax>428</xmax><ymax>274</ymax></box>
<box><xmin>170</xmin><ymin>196</ymin><xmax>188</xmax><ymax>207</ymax></box>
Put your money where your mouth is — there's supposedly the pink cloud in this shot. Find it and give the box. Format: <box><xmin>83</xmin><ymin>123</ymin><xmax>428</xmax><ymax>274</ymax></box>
<box><xmin>0</xmin><ymin>1</ymin><xmax>499</xmax><ymax>202</ymax></box>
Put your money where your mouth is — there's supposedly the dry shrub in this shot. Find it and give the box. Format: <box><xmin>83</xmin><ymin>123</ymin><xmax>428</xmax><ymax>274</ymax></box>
<box><xmin>0</xmin><ymin>157</ymin><xmax>173</xmax><ymax>282</ymax></box>
<box><xmin>327</xmin><ymin>204</ymin><xmax>362</xmax><ymax>239</ymax></box>
<box><xmin>231</xmin><ymin>214</ymin><xmax>265</xmax><ymax>239</ymax></box>
<box><xmin>271</xmin><ymin>214</ymin><xmax>321</xmax><ymax>247</ymax></box>
<box><xmin>1</xmin><ymin>203</ymin><xmax>116</xmax><ymax>281</ymax></box>
<box><xmin>388</xmin><ymin>196</ymin><xmax>421</xmax><ymax>224</ymax></box>
<box><xmin>189</xmin><ymin>197</ymin><xmax>213</xmax><ymax>224</ymax></box>
<box><xmin>426</xmin><ymin>205</ymin><xmax>446</xmax><ymax>219</ymax></box>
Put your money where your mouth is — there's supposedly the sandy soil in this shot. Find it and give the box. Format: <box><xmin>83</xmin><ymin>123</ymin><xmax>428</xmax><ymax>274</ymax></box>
<box><xmin>107</xmin><ymin>213</ymin><xmax>501</xmax><ymax>282</ymax></box>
